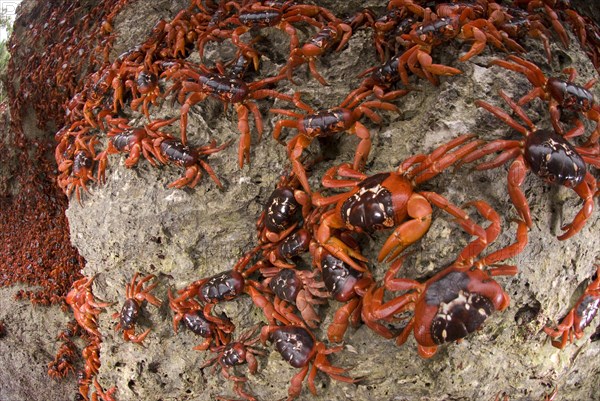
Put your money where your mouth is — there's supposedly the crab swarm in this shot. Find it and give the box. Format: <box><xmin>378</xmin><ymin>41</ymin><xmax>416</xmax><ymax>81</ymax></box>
<box><xmin>4</xmin><ymin>0</ymin><xmax>600</xmax><ymax>400</ymax></box>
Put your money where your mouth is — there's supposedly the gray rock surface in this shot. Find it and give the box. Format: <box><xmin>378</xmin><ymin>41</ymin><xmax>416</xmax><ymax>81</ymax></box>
<box><xmin>0</xmin><ymin>285</ymin><xmax>78</xmax><ymax>401</ymax></box>
<box><xmin>2</xmin><ymin>1</ymin><xmax>600</xmax><ymax>401</ymax></box>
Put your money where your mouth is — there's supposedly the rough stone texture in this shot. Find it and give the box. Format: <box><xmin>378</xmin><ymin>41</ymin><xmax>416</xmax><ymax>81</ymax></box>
<box><xmin>65</xmin><ymin>2</ymin><xmax>600</xmax><ymax>400</ymax></box>
<box><xmin>0</xmin><ymin>285</ymin><xmax>78</xmax><ymax>400</ymax></box>
<box><xmin>2</xmin><ymin>1</ymin><xmax>600</xmax><ymax>401</ymax></box>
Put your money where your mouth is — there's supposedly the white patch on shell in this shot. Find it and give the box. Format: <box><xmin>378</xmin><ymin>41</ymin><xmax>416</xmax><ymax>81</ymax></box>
<box><xmin>268</xmin><ymin>196</ymin><xmax>297</xmax><ymax>226</ymax></box>
<box><xmin>344</xmin><ymin>184</ymin><xmax>393</xmax><ymax>228</ymax></box>
<box><xmin>275</xmin><ymin>333</ymin><xmax>305</xmax><ymax>363</ymax></box>
<box><xmin>435</xmin><ymin>290</ymin><xmax>488</xmax><ymax>340</ymax></box>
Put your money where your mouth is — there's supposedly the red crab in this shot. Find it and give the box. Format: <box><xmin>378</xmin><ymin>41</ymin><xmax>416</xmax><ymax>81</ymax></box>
<box><xmin>173</xmin><ymin>248</ymin><xmax>297</xmax><ymax>327</ymax></box>
<box><xmin>280</xmin><ymin>12</ymin><xmax>365</xmax><ymax>85</ymax></box>
<box><xmin>259</xmin><ymin>228</ymin><xmax>312</xmax><ymax>269</ymax></box>
<box><xmin>365</xmin><ymin>7</ymin><xmax>412</xmax><ymax>62</ymax></box>
<box><xmin>259</xmin><ymin>263</ymin><xmax>329</xmax><ymax>328</ymax></box>
<box><xmin>161</xmin><ymin>10</ymin><xmax>201</xmax><ymax>59</ymax></box>
<box><xmin>47</xmin><ymin>341</ymin><xmax>77</xmax><ymax>379</ymax></box>
<box><xmin>90</xmin><ymin>378</ymin><xmax>117</xmax><ymax>401</ymax></box>
<box><xmin>95</xmin><ymin>117</ymin><xmax>178</xmax><ymax>183</ymax></box>
<box><xmin>514</xmin><ymin>0</ymin><xmax>571</xmax><ymax>48</ymax></box>
<box><xmin>261</xmin><ymin>324</ymin><xmax>358</xmax><ymax>400</ymax></box>
<box><xmin>256</xmin><ymin>187</ymin><xmax>314</xmax><ymax>269</ymax></box>
<box><xmin>165</xmin><ymin>61</ymin><xmax>292</xmax><ymax>166</ymax></box>
<box><xmin>199</xmin><ymin>1</ymin><xmax>333</xmax><ymax>64</ymax></box>
<box><xmin>168</xmin><ymin>288</ymin><xmax>233</xmax><ymax>351</ymax></box>
<box><xmin>390</xmin><ymin>1</ymin><xmax>504</xmax><ymax>85</ymax></box>
<box><xmin>201</xmin><ymin>326</ymin><xmax>265</xmax><ymax>401</ymax></box>
<box><xmin>256</xmin><ymin>172</ymin><xmax>311</xmax><ymax>245</ymax></box>
<box><xmin>58</xmin><ymin>135</ymin><xmax>100</xmax><ymax>204</ymax></box>
<box><xmin>127</xmin><ymin>68</ymin><xmax>161</xmax><ymax>119</ymax></box>
<box><xmin>487</xmin><ymin>2</ymin><xmax>567</xmax><ymax>62</ymax></box>
<box><xmin>311</xmin><ymin>134</ymin><xmax>487</xmax><ymax>272</ymax></box>
<box><xmin>152</xmin><ymin>134</ymin><xmax>232</xmax><ymax>189</ymax></box>
<box><xmin>66</xmin><ymin>275</ymin><xmax>112</xmax><ymax>338</ymax></box>
<box><xmin>312</xmin><ymin>234</ymin><xmax>375</xmax><ymax>343</ymax></box>
<box><xmin>113</xmin><ymin>273</ymin><xmax>162</xmax><ymax>344</ymax></box>
<box><xmin>342</xmin><ymin>50</ymin><xmax>413</xmax><ymax>103</ymax></box>
<box><xmin>359</xmin><ymin>219</ymin><xmax>527</xmax><ymax>357</ymax></box>
<box><xmin>78</xmin><ymin>337</ymin><xmax>102</xmax><ymax>400</ymax></box>
<box><xmin>463</xmin><ymin>89</ymin><xmax>598</xmax><ymax>239</ymax></box>
<box><xmin>489</xmin><ymin>55</ymin><xmax>600</xmax><ymax>139</ymax></box>
<box><xmin>55</xmin><ymin>121</ymin><xmax>92</xmax><ymax>167</ymax></box>
<box><xmin>544</xmin><ymin>264</ymin><xmax>600</xmax><ymax>348</ymax></box>
<box><xmin>270</xmin><ymin>92</ymin><xmax>398</xmax><ymax>194</ymax></box>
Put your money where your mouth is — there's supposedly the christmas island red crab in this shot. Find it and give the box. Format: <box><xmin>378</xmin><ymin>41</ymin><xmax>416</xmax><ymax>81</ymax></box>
<box><xmin>260</xmin><ymin>228</ymin><xmax>312</xmax><ymax>268</ymax></box>
<box><xmin>58</xmin><ymin>135</ymin><xmax>99</xmax><ymax>205</ymax></box>
<box><xmin>256</xmin><ymin>172</ymin><xmax>312</xmax><ymax>245</ymax></box>
<box><xmin>389</xmin><ymin>1</ymin><xmax>503</xmax><ymax>85</ymax></box>
<box><xmin>172</xmin><ymin>268</ymin><xmax>253</xmax><ymax>331</ymax></box>
<box><xmin>173</xmin><ymin>248</ymin><xmax>299</xmax><ymax>328</ymax></box>
<box><xmin>259</xmin><ymin>263</ymin><xmax>329</xmax><ymax>328</ymax></box>
<box><xmin>356</xmin><ymin>199</ymin><xmax>514</xmax><ymax>339</ymax></box>
<box><xmin>198</xmin><ymin>1</ymin><xmax>335</xmax><ymax>64</ymax></box>
<box><xmin>489</xmin><ymin>55</ymin><xmax>600</xmax><ymax>139</ymax></box>
<box><xmin>255</xmin><ymin>173</ymin><xmax>320</xmax><ymax>272</ymax></box>
<box><xmin>311</xmin><ymin>134</ymin><xmax>487</xmax><ymax>272</ymax></box>
<box><xmin>463</xmin><ymin>89</ymin><xmax>597</xmax><ymax>240</ymax></box>
<box><xmin>152</xmin><ymin>134</ymin><xmax>232</xmax><ymax>189</ymax></box>
<box><xmin>165</xmin><ymin>62</ymin><xmax>293</xmax><ymax>167</ymax></box>
<box><xmin>261</xmin><ymin>324</ymin><xmax>358</xmax><ymax>400</ymax></box>
<box><xmin>486</xmin><ymin>2</ymin><xmax>566</xmax><ymax>62</ymax></box>
<box><xmin>201</xmin><ymin>326</ymin><xmax>265</xmax><ymax>401</ymax></box>
<box><xmin>167</xmin><ymin>288</ymin><xmax>234</xmax><ymax>351</ymax></box>
<box><xmin>312</xmin><ymin>234</ymin><xmax>375</xmax><ymax>343</ymax></box>
<box><xmin>280</xmin><ymin>11</ymin><xmax>368</xmax><ymax>85</ymax></box>
<box><xmin>90</xmin><ymin>378</ymin><xmax>117</xmax><ymax>401</ymax></box>
<box><xmin>113</xmin><ymin>273</ymin><xmax>162</xmax><ymax>344</ymax></box>
<box><xmin>47</xmin><ymin>341</ymin><xmax>76</xmax><ymax>379</ymax></box>
<box><xmin>66</xmin><ymin>275</ymin><xmax>112</xmax><ymax>338</ymax></box>
<box><xmin>228</xmin><ymin>1</ymin><xmax>332</xmax><ymax>55</ymax></box>
<box><xmin>515</xmin><ymin>0</ymin><xmax>571</xmax><ymax>49</ymax></box>
<box><xmin>78</xmin><ymin>338</ymin><xmax>103</xmax><ymax>400</ymax></box>
<box><xmin>359</xmin><ymin>219</ymin><xmax>528</xmax><ymax>357</ymax></box>
<box><xmin>95</xmin><ymin>117</ymin><xmax>179</xmax><ymax>183</ymax></box>
<box><xmin>544</xmin><ymin>264</ymin><xmax>600</xmax><ymax>349</ymax></box>
<box><xmin>127</xmin><ymin>68</ymin><xmax>161</xmax><ymax>119</ymax></box>
<box><xmin>270</xmin><ymin>92</ymin><xmax>398</xmax><ymax>194</ymax></box>
<box><xmin>342</xmin><ymin>50</ymin><xmax>413</xmax><ymax>103</ymax></box>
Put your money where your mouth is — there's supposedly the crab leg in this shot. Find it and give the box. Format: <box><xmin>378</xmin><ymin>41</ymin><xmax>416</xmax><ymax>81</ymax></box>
<box><xmin>507</xmin><ymin>155</ymin><xmax>532</xmax><ymax>227</ymax></box>
<box><xmin>378</xmin><ymin>192</ymin><xmax>432</xmax><ymax>263</ymax></box>
<box><xmin>557</xmin><ymin>172</ymin><xmax>596</xmax><ymax>240</ymax></box>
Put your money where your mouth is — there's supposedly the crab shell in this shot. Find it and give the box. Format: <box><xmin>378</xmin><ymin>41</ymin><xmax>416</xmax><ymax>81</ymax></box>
<box><xmin>413</xmin><ymin>268</ymin><xmax>510</xmax><ymax>348</ymax></box>
<box><xmin>119</xmin><ymin>298</ymin><xmax>141</xmax><ymax>330</ymax></box>
<box><xmin>268</xmin><ymin>268</ymin><xmax>302</xmax><ymax>303</ymax></box>
<box><xmin>182</xmin><ymin>310</ymin><xmax>215</xmax><ymax>337</ymax></box>
<box><xmin>321</xmin><ymin>252</ymin><xmax>363</xmax><ymax>302</ymax></box>
<box><xmin>198</xmin><ymin>270</ymin><xmax>245</xmax><ymax>303</ymax></box>
<box><xmin>270</xmin><ymin>326</ymin><xmax>316</xmax><ymax>369</ymax></box>
<box><xmin>337</xmin><ymin>172</ymin><xmax>413</xmax><ymax>234</ymax></box>
<box><xmin>524</xmin><ymin>129</ymin><xmax>586</xmax><ymax>188</ymax></box>
<box><xmin>264</xmin><ymin>186</ymin><xmax>302</xmax><ymax>233</ymax></box>
<box><xmin>220</xmin><ymin>343</ymin><xmax>248</xmax><ymax>367</ymax></box>
<box><xmin>574</xmin><ymin>295</ymin><xmax>600</xmax><ymax>333</ymax></box>
<box><xmin>546</xmin><ymin>78</ymin><xmax>595</xmax><ymax>112</ymax></box>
